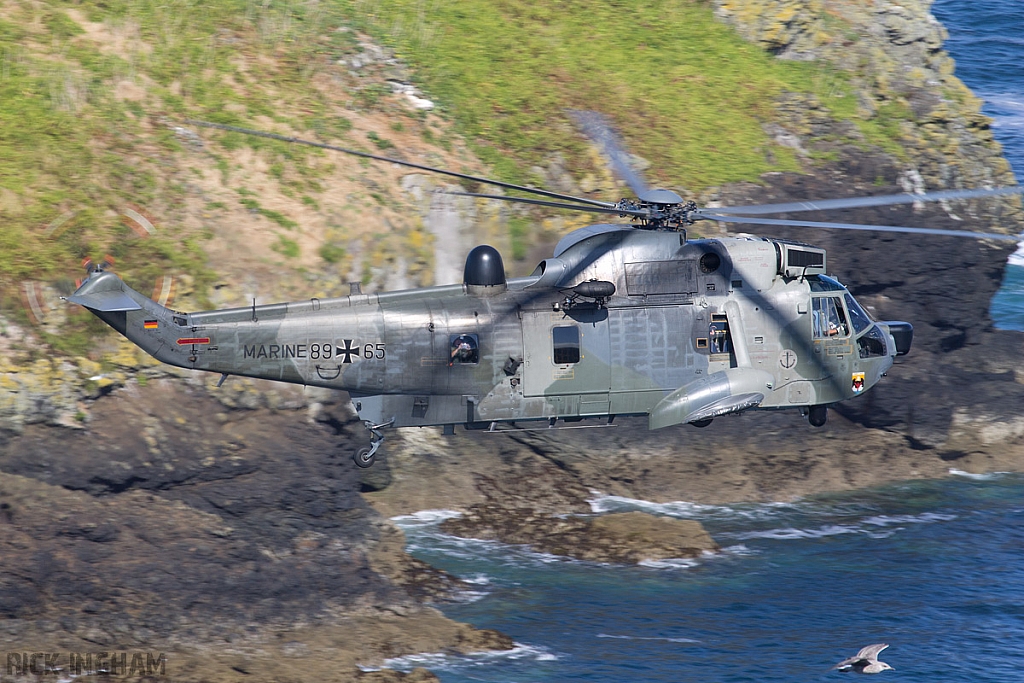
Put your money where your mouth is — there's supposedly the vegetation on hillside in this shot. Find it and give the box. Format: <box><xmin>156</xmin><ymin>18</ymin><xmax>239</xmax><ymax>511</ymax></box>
<box><xmin>0</xmin><ymin>0</ymin><xmax>439</xmax><ymax>354</ymax></box>
<box><xmin>0</xmin><ymin>0</ymin><xmax>924</xmax><ymax>356</ymax></box>
<box><xmin>341</xmin><ymin>0</ymin><xmax>892</xmax><ymax>190</ymax></box>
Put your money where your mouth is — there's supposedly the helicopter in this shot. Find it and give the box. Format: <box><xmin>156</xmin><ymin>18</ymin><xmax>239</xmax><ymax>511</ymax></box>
<box><xmin>66</xmin><ymin>117</ymin><xmax>1024</xmax><ymax>468</ymax></box>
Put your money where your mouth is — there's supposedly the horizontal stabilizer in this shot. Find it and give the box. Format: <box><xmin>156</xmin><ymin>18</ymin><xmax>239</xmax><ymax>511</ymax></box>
<box><xmin>67</xmin><ymin>289</ymin><xmax>142</xmax><ymax>312</ymax></box>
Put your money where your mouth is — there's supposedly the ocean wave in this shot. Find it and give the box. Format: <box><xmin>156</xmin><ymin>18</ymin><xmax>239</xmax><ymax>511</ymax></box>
<box><xmin>728</xmin><ymin>524</ymin><xmax>861</xmax><ymax>540</ymax></box>
<box><xmin>403</xmin><ymin>527</ymin><xmax>578</xmax><ymax>568</ymax></box>
<box><xmin>724</xmin><ymin>510</ymin><xmax>957</xmax><ymax>541</ymax></box>
<box><xmin>596</xmin><ymin>633</ymin><xmax>701</xmax><ymax>644</ymax></box>
<box><xmin>720</xmin><ymin>544</ymin><xmax>759</xmax><ymax>556</ymax></box>
<box><xmin>587</xmin><ymin>492</ymin><xmax>802</xmax><ymax>522</ymax></box>
<box><xmin>390</xmin><ymin>509</ymin><xmax>463</xmax><ymax>529</ymax></box>
<box><xmin>638</xmin><ymin>557</ymin><xmax>700</xmax><ymax>570</ymax></box>
<box><xmin>863</xmin><ymin>512</ymin><xmax>958</xmax><ymax>525</ymax></box>
<box><xmin>949</xmin><ymin>468</ymin><xmax>1009</xmax><ymax>481</ymax></box>
<box><xmin>364</xmin><ymin>642</ymin><xmax>557</xmax><ymax>673</ymax></box>
<box><xmin>462</xmin><ymin>573</ymin><xmax>492</xmax><ymax>585</ymax></box>
<box><xmin>449</xmin><ymin>589</ymin><xmax>490</xmax><ymax>604</ymax></box>
<box><xmin>1008</xmin><ymin>246</ymin><xmax>1024</xmax><ymax>268</ymax></box>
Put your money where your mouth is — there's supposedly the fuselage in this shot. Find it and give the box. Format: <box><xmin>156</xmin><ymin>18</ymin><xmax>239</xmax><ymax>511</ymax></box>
<box><xmin>71</xmin><ymin>226</ymin><xmax>906</xmax><ymax>430</ymax></box>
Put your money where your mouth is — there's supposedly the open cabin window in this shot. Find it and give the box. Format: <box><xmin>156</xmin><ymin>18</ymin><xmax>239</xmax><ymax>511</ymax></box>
<box><xmin>709</xmin><ymin>314</ymin><xmax>732</xmax><ymax>357</ymax></box>
<box><xmin>449</xmin><ymin>334</ymin><xmax>479</xmax><ymax>365</ymax></box>
<box><xmin>552</xmin><ymin>325</ymin><xmax>581</xmax><ymax>364</ymax></box>
<box><xmin>812</xmin><ymin>296</ymin><xmax>849</xmax><ymax>338</ymax></box>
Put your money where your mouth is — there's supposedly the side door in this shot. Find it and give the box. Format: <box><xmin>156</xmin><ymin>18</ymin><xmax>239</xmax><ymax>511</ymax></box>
<box><xmin>522</xmin><ymin>308</ymin><xmax>611</xmax><ymax>415</ymax></box>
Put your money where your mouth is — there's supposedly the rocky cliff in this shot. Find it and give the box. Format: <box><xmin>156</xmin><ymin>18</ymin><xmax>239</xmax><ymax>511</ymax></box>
<box><xmin>2</xmin><ymin>1</ymin><xmax>1023</xmax><ymax>681</ymax></box>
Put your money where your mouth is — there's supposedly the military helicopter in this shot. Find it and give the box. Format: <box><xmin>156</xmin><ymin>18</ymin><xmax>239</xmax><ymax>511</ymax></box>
<box><xmin>66</xmin><ymin>116</ymin><xmax>1023</xmax><ymax>467</ymax></box>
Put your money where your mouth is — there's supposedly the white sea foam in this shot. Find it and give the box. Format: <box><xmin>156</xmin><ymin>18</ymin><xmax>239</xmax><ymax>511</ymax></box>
<box><xmin>949</xmin><ymin>468</ymin><xmax>1009</xmax><ymax>481</ymax></box>
<box><xmin>638</xmin><ymin>557</ymin><xmax>700</xmax><ymax>570</ymax></box>
<box><xmin>862</xmin><ymin>512</ymin><xmax>958</xmax><ymax>526</ymax></box>
<box><xmin>390</xmin><ymin>509</ymin><xmax>463</xmax><ymax>529</ymax></box>
<box><xmin>596</xmin><ymin>633</ymin><xmax>701</xmax><ymax>644</ymax></box>
<box><xmin>449</xmin><ymin>589</ymin><xmax>490</xmax><ymax>604</ymax></box>
<box><xmin>402</xmin><ymin>526</ymin><xmax>582</xmax><ymax>568</ymax></box>
<box><xmin>365</xmin><ymin>643</ymin><xmax>557</xmax><ymax>673</ymax></box>
<box><xmin>588</xmin><ymin>492</ymin><xmax>714</xmax><ymax>518</ymax></box>
<box><xmin>462</xmin><ymin>573</ymin><xmax>492</xmax><ymax>585</ymax></box>
<box><xmin>720</xmin><ymin>544</ymin><xmax>758</xmax><ymax>557</ymax></box>
<box><xmin>587</xmin><ymin>492</ymin><xmax>801</xmax><ymax>522</ymax></box>
<box><xmin>730</xmin><ymin>524</ymin><xmax>861</xmax><ymax>540</ymax></box>
<box><xmin>725</xmin><ymin>510</ymin><xmax>957</xmax><ymax>541</ymax></box>
<box><xmin>1007</xmin><ymin>242</ymin><xmax>1024</xmax><ymax>268</ymax></box>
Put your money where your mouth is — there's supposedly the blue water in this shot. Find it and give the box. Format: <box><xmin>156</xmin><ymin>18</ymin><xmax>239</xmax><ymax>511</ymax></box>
<box><xmin>931</xmin><ymin>0</ymin><xmax>1024</xmax><ymax>329</ymax></box>
<box><xmin>380</xmin><ymin>5</ymin><xmax>1024</xmax><ymax>681</ymax></box>
<box><xmin>391</xmin><ymin>475</ymin><xmax>1024</xmax><ymax>682</ymax></box>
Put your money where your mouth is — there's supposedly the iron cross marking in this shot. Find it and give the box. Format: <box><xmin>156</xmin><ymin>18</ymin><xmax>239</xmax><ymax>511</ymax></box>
<box><xmin>337</xmin><ymin>339</ymin><xmax>359</xmax><ymax>363</ymax></box>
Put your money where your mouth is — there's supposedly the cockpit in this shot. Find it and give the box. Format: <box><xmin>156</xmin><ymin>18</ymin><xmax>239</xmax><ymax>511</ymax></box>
<box><xmin>808</xmin><ymin>275</ymin><xmax>889</xmax><ymax>358</ymax></box>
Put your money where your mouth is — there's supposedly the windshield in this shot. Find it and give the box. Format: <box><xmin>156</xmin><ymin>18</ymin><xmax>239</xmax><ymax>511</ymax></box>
<box><xmin>809</xmin><ymin>275</ymin><xmax>846</xmax><ymax>292</ymax></box>
<box><xmin>844</xmin><ymin>292</ymin><xmax>873</xmax><ymax>335</ymax></box>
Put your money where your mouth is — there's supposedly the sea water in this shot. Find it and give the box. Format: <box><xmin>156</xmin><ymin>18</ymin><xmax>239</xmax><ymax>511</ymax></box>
<box><xmin>389</xmin><ymin>3</ymin><xmax>1024</xmax><ymax>680</ymax></box>
<box><xmin>393</xmin><ymin>475</ymin><xmax>1024</xmax><ymax>682</ymax></box>
<box><xmin>930</xmin><ymin>0</ymin><xmax>1024</xmax><ymax>329</ymax></box>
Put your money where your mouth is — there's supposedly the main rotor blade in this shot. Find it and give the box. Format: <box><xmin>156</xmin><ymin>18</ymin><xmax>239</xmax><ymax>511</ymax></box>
<box><xmin>697</xmin><ymin>212</ymin><xmax>1021</xmax><ymax>241</ymax></box>
<box><xmin>711</xmin><ymin>186</ymin><xmax>1024</xmax><ymax>216</ymax></box>
<box><xmin>569</xmin><ymin>110</ymin><xmax>650</xmax><ymax>197</ymax></box>
<box><xmin>442</xmin><ymin>191</ymin><xmax>649</xmax><ymax>218</ymax></box>
<box><xmin>186</xmin><ymin>120</ymin><xmax>617</xmax><ymax>209</ymax></box>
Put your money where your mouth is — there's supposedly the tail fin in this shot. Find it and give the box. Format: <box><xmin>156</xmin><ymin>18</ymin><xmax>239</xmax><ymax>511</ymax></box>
<box><xmin>67</xmin><ymin>271</ymin><xmax>189</xmax><ymax>369</ymax></box>
<box><xmin>67</xmin><ymin>273</ymin><xmax>143</xmax><ymax>312</ymax></box>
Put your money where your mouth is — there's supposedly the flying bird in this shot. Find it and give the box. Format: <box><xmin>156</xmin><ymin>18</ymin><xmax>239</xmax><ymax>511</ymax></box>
<box><xmin>831</xmin><ymin>644</ymin><xmax>894</xmax><ymax>674</ymax></box>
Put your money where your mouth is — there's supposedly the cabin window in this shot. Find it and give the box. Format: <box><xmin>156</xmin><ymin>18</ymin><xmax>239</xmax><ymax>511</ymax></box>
<box><xmin>709</xmin><ymin>314</ymin><xmax>732</xmax><ymax>355</ymax></box>
<box><xmin>812</xmin><ymin>297</ymin><xmax>849</xmax><ymax>338</ymax></box>
<box><xmin>449</xmin><ymin>334</ymin><xmax>479</xmax><ymax>365</ymax></box>
<box><xmin>552</xmin><ymin>325</ymin><xmax>581</xmax><ymax>364</ymax></box>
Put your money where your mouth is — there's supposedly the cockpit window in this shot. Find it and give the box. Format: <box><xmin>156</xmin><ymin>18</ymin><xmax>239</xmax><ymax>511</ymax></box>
<box><xmin>858</xmin><ymin>324</ymin><xmax>888</xmax><ymax>358</ymax></box>
<box><xmin>812</xmin><ymin>296</ymin><xmax>849</xmax><ymax>338</ymax></box>
<box><xmin>808</xmin><ymin>275</ymin><xmax>846</xmax><ymax>292</ymax></box>
<box><xmin>844</xmin><ymin>292</ymin><xmax>873</xmax><ymax>335</ymax></box>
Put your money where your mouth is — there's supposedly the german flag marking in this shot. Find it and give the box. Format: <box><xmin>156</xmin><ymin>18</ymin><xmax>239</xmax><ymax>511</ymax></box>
<box><xmin>144</xmin><ymin>320</ymin><xmax>159</xmax><ymax>330</ymax></box>
<box><xmin>176</xmin><ymin>337</ymin><xmax>210</xmax><ymax>346</ymax></box>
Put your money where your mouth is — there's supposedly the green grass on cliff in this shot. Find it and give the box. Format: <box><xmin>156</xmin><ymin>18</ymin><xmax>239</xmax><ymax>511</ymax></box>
<box><xmin>0</xmin><ymin>0</ymin><xmax>363</xmax><ymax>348</ymax></box>
<box><xmin>341</xmin><ymin>0</ymin><xmax>871</xmax><ymax>191</ymax></box>
<box><xmin>0</xmin><ymin>0</ymin><xmax>911</xmax><ymax>355</ymax></box>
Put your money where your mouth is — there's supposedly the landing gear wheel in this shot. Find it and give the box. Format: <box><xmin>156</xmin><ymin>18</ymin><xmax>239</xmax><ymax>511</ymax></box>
<box><xmin>690</xmin><ymin>418</ymin><xmax>713</xmax><ymax>428</ymax></box>
<box><xmin>808</xmin><ymin>405</ymin><xmax>828</xmax><ymax>427</ymax></box>
<box><xmin>352</xmin><ymin>446</ymin><xmax>376</xmax><ymax>469</ymax></box>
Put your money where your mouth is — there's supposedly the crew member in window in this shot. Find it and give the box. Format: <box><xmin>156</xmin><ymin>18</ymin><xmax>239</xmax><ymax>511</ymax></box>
<box><xmin>450</xmin><ymin>335</ymin><xmax>477</xmax><ymax>365</ymax></box>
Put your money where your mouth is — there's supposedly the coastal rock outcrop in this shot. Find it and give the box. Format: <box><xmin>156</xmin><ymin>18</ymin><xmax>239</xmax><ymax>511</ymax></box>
<box><xmin>0</xmin><ymin>380</ymin><xmax>510</xmax><ymax>681</ymax></box>
<box><xmin>441</xmin><ymin>508</ymin><xmax>717</xmax><ymax>565</ymax></box>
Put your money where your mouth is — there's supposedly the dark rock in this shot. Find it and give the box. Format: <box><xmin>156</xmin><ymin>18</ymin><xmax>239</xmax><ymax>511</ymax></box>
<box><xmin>442</xmin><ymin>507</ymin><xmax>717</xmax><ymax>564</ymax></box>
